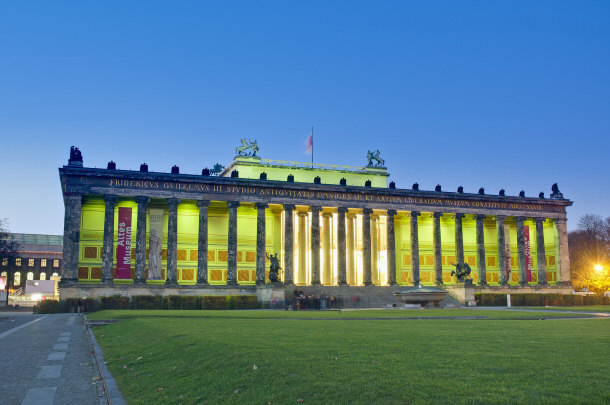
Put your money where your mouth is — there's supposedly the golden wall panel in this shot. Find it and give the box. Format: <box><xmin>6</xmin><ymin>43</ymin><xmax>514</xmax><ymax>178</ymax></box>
<box><xmin>177</xmin><ymin>249</ymin><xmax>187</xmax><ymax>261</ymax></box>
<box><xmin>181</xmin><ymin>268</ymin><xmax>195</xmax><ymax>281</ymax></box>
<box><xmin>189</xmin><ymin>250</ymin><xmax>198</xmax><ymax>262</ymax></box>
<box><xmin>208</xmin><ymin>251</ymin><xmax>216</xmax><ymax>262</ymax></box>
<box><xmin>91</xmin><ymin>267</ymin><xmax>102</xmax><ymax>279</ymax></box>
<box><xmin>487</xmin><ymin>257</ymin><xmax>496</xmax><ymax>267</ymax></box>
<box><xmin>238</xmin><ymin>270</ymin><xmax>250</xmax><ymax>282</ymax></box>
<box><xmin>78</xmin><ymin>267</ymin><xmax>89</xmax><ymax>279</ymax></box>
<box><xmin>467</xmin><ymin>256</ymin><xmax>476</xmax><ymax>266</ymax></box>
<box><xmin>237</xmin><ymin>251</ymin><xmax>243</xmax><ymax>262</ymax></box>
<box><xmin>210</xmin><ymin>269</ymin><xmax>224</xmax><ymax>281</ymax></box>
<box><xmin>218</xmin><ymin>251</ymin><xmax>228</xmax><ymax>262</ymax></box>
<box><xmin>84</xmin><ymin>247</ymin><xmax>98</xmax><ymax>259</ymax></box>
<box><xmin>425</xmin><ymin>255</ymin><xmax>433</xmax><ymax>265</ymax></box>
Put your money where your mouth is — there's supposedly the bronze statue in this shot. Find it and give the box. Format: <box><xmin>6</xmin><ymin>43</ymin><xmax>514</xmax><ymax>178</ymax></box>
<box><xmin>70</xmin><ymin>146</ymin><xmax>82</xmax><ymax>162</ymax></box>
<box><xmin>366</xmin><ymin>150</ymin><xmax>385</xmax><ymax>166</ymax></box>
<box><xmin>266</xmin><ymin>253</ymin><xmax>282</xmax><ymax>282</ymax></box>
<box><xmin>450</xmin><ymin>262</ymin><xmax>473</xmax><ymax>283</ymax></box>
<box><xmin>235</xmin><ymin>139</ymin><xmax>259</xmax><ymax>156</ymax></box>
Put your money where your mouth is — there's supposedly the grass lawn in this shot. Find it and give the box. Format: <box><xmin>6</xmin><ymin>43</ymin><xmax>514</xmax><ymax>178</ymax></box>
<box><xmin>91</xmin><ymin>310</ymin><xmax>610</xmax><ymax>404</ymax></box>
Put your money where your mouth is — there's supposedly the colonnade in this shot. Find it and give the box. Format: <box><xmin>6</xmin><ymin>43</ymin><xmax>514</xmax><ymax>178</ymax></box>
<box><xmin>62</xmin><ymin>194</ymin><xmax>570</xmax><ymax>286</ymax></box>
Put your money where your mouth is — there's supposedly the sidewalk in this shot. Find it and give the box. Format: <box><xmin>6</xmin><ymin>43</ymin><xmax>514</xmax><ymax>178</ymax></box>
<box><xmin>0</xmin><ymin>313</ymin><xmax>105</xmax><ymax>405</ymax></box>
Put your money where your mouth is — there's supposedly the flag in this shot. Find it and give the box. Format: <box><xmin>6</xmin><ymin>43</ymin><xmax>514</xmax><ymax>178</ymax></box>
<box><xmin>306</xmin><ymin>130</ymin><xmax>313</xmax><ymax>154</ymax></box>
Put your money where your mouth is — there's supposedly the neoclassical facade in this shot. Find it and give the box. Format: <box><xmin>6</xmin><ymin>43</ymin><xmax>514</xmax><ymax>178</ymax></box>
<box><xmin>59</xmin><ymin>149</ymin><xmax>573</xmax><ymax>301</ymax></box>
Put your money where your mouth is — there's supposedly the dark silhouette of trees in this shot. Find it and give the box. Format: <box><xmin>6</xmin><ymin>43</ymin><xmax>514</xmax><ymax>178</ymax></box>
<box><xmin>569</xmin><ymin>214</ymin><xmax>610</xmax><ymax>294</ymax></box>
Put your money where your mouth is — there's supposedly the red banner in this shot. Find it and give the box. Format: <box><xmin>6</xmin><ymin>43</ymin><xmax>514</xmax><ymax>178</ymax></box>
<box><xmin>116</xmin><ymin>207</ymin><xmax>132</xmax><ymax>279</ymax></box>
<box><xmin>524</xmin><ymin>225</ymin><xmax>532</xmax><ymax>282</ymax></box>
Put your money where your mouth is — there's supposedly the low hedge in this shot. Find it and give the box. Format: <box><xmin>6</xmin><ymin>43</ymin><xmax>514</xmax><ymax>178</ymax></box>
<box><xmin>34</xmin><ymin>294</ymin><xmax>260</xmax><ymax>313</ymax></box>
<box><xmin>475</xmin><ymin>293</ymin><xmax>610</xmax><ymax>307</ymax></box>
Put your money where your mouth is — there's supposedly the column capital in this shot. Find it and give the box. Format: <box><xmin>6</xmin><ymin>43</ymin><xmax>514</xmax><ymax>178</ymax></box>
<box><xmin>135</xmin><ymin>196</ymin><xmax>150</xmax><ymax>205</ymax></box>
<box><xmin>322</xmin><ymin>211</ymin><xmax>333</xmax><ymax>218</ymax></box>
<box><xmin>255</xmin><ymin>202</ymin><xmax>269</xmax><ymax>210</ymax></box>
<box><xmin>387</xmin><ymin>210</ymin><xmax>397</xmax><ymax>217</ymax></box>
<box><xmin>226</xmin><ymin>201</ymin><xmax>240</xmax><ymax>209</ymax></box>
<box><xmin>411</xmin><ymin>211</ymin><xmax>420</xmax><ymax>217</ymax></box>
<box><xmin>167</xmin><ymin>198</ymin><xmax>181</xmax><ymax>207</ymax></box>
<box><xmin>297</xmin><ymin>211</ymin><xmax>308</xmax><ymax>217</ymax></box>
<box><xmin>283</xmin><ymin>204</ymin><xmax>296</xmax><ymax>212</ymax></box>
<box><xmin>433</xmin><ymin>212</ymin><xmax>443</xmax><ymax>219</ymax></box>
<box><xmin>346</xmin><ymin>212</ymin><xmax>357</xmax><ymax>219</ymax></box>
<box><xmin>476</xmin><ymin>214</ymin><xmax>487</xmax><ymax>220</ymax></box>
<box><xmin>197</xmin><ymin>200</ymin><xmax>211</xmax><ymax>207</ymax></box>
<box><xmin>337</xmin><ymin>207</ymin><xmax>349</xmax><ymax>214</ymax></box>
<box><xmin>514</xmin><ymin>216</ymin><xmax>526</xmax><ymax>222</ymax></box>
<box><xmin>362</xmin><ymin>208</ymin><xmax>373</xmax><ymax>215</ymax></box>
<box><xmin>554</xmin><ymin>217</ymin><xmax>567</xmax><ymax>225</ymax></box>
<box><xmin>496</xmin><ymin>215</ymin><xmax>506</xmax><ymax>222</ymax></box>
<box><xmin>454</xmin><ymin>213</ymin><xmax>465</xmax><ymax>219</ymax></box>
<box><xmin>533</xmin><ymin>217</ymin><xmax>546</xmax><ymax>223</ymax></box>
<box><xmin>309</xmin><ymin>206</ymin><xmax>322</xmax><ymax>213</ymax></box>
<box><xmin>103</xmin><ymin>195</ymin><xmax>118</xmax><ymax>204</ymax></box>
<box><xmin>64</xmin><ymin>192</ymin><xmax>83</xmax><ymax>201</ymax></box>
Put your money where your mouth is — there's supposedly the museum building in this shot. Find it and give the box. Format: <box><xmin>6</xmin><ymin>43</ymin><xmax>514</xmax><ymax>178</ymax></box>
<box><xmin>58</xmin><ymin>145</ymin><xmax>573</xmax><ymax>303</ymax></box>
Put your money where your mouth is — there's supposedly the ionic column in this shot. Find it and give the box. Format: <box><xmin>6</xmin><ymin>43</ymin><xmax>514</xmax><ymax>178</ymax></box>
<box><xmin>455</xmin><ymin>213</ymin><xmax>465</xmax><ymax>266</ymax></box>
<box><xmin>371</xmin><ymin>214</ymin><xmax>379</xmax><ymax>285</ymax></box>
<box><xmin>322</xmin><ymin>212</ymin><xmax>333</xmax><ymax>285</ymax></box>
<box><xmin>410</xmin><ymin>211</ymin><xmax>420</xmax><ymax>286</ymax></box>
<box><xmin>226</xmin><ymin>201</ymin><xmax>240</xmax><ymax>286</ymax></box>
<box><xmin>433</xmin><ymin>212</ymin><xmax>443</xmax><ymax>284</ymax></box>
<box><xmin>346</xmin><ymin>212</ymin><xmax>356</xmax><ymax>285</ymax></box>
<box><xmin>101</xmin><ymin>195</ymin><xmax>117</xmax><ymax>284</ymax></box>
<box><xmin>387</xmin><ymin>210</ymin><xmax>397</xmax><ymax>285</ymax></box>
<box><xmin>134</xmin><ymin>197</ymin><xmax>150</xmax><ymax>284</ymax></box>
<box><xmin>516</xmin><ymin>216</ymin><xmax>527</xmax><ymax>285</ymax></box>
<box><xmin>476</xmin><ymin>214</ymin><xmax>487</xmax><ymax>285</ymax></box>
<box><xmin>165</xmin><ymin>198</ymin><xmax>180</xmax><ymax>286</ymax></box>
<box><xmin>283</xmin><ymin>204</ymin><xmax>295</xmax><ymax>285</ymax></box>
<box><xmin>535</xmin><ymin>217</ymin><xmax>547</xmax><ymax>285</ymax></box>
<box><xmin>255</xmin><ymin>203</ymin><xmax>268</xmax><ymax>285</ymax></box>
<box><xmin>362</xmin><ymin>208</ymin><xmax>373</xmax><ymax>286</ymax></box>
<box><xmin>60</xmin><ymin>193</ymin><xmax>82</xmax><ymax>284</ymax></box>
<box><xmin>555</xmin><ymin>217</ymin><xmax>570</xmax><ymax>285</ymax></box>
<box><xmin>196</xmin><ymin>200</ymin><xmax>210</xmax><ymax>285</ymax></box>
<box><xmin>310</xmin><ymin>206</ymin><xmax>322</xmax><ymax>285</ymax></box>
<box><xmin>497</xmin><ymin>215</ymin><xmax>507</xmax><ymax>285</ymax></box>
<box><xmin>337</xmin><ymin>207</ymin><xmax>348</xmax><ymax>285</ymax></box>
<box><xmin>297</xmin><ymin>211</ymin><xmax>308</xmax><ymax>284</ymax></box>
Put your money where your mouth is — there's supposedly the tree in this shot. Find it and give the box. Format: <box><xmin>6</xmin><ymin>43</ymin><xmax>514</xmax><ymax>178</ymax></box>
<box><xmin>569</xmin><ymin>214</ymin><xmax>610</xmax><ymax>295</ymax></box>
<box><xmin>0</xmin><ymin>219</ymin><xmax>19</xmax><ymax>305</ymax></box>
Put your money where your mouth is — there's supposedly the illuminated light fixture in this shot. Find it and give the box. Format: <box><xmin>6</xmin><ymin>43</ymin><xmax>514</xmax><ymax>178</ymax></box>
<box><xmin>594</xmin><ymin>264</ymin><xmax>603</xmax><ymax>273</ymax></box>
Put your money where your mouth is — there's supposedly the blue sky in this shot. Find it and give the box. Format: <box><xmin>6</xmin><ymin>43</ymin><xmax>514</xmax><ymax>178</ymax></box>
<box><xmin>1</xmin><ymin>1</ymin><xmax>608</xmax><ymax>234</ymax></box>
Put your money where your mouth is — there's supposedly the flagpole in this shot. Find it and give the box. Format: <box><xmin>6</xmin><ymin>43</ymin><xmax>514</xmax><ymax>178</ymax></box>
<box><xmin>311</xmin><ymin>126</ymin><xmax>314</xmax><ymax>167</ymax></box>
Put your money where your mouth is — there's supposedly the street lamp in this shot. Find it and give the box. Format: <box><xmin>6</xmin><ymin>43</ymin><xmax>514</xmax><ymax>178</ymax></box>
<box><xmin>594</xmin><ymin>264</ymin><xmax>604</xmax><ymax>274</ymax></box>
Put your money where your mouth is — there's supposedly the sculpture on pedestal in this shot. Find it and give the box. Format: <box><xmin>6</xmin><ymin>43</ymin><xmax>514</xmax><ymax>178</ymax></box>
<box><xmin>451</xmin><ymin>263</ymin><xmax>473</xmax><ymax>283</ymax></box>
<box><xmin>366</xmin><ymin>150</ymin><xmax>385</xmax><ymax>166</ymax></box>
<box><xmin>266</xmin><ymin>253</ymin><xmax>282</xmax><ymax>282</ymax></box>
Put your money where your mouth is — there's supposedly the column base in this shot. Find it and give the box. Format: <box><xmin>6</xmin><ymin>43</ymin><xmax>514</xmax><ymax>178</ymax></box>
<box><xmin>338</xmin><ymin>281</ymin><xmax>348</xmax><ymax>286</ymax></box>
<box><xmin>133</xmin><ymin>279</ymin><xmax>146</xmax><ymax>285</ymax></box>
<box><xmin>165</xmin><ymin>281</ymin><xmax>179</xmax><ymax>287</ymax></box>
<box><xmin>196</xmin><ymin>281</ymin><xmax>209</xmax><ymax>287</ymax></box>
<box><xmin>226</xmin><ymin>280</ymin><xmax>238</xmax><ymax>286</ymax></box>
<box><xmin>519</xmin><ymin>281</ymin><xmax>529</xmax><ymax>286</ymax></box>
<box><xmin>388</xmin><ymin>281</ymin><xmax>397</xmax><ymax>286</ymax></box>
<box><xmin>364</xmin><ymin>281</ymin><xmax>373</xmax><ymax>286</ymax></box>
<box><xmin>100</xmin><ymin>278</ymin><xmax>113</xmax><ymax>285</ymax></box>
<box><xmin>537</xmin><ymin>281</ymin><xmax>548</xmax><ymax>286</ymax></box>
<box><xmin>310</xmin><ymin>281</ymin><xmax>321</xmax><ymax>286</ymax></box>
<box><xmin>478</xmin><ymin>282</ymin><xmax>488</xmax><ymax>287</ymax></box>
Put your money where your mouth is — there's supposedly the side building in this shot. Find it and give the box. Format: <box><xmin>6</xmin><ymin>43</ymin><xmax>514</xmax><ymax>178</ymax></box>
<box><xmin>58</xmin><ymin>146</ymin><xmax>573</xmax><ymax>305</ymax></box>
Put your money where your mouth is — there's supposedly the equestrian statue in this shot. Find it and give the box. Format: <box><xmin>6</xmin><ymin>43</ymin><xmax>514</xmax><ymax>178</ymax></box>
<box><xmin>235</xmin><ymin>139</ymin><xmax>259</xmax><ymax>157</ymax></box>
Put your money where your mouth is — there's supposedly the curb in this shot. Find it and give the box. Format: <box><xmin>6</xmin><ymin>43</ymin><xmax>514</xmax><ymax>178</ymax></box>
<box><xmin>85</xmin><ymin>315</ymin><xmax>128</xmax><ymax>405</ymax></box>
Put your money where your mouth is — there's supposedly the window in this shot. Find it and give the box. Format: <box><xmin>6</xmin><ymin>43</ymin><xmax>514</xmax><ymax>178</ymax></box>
<box><xmin>14</xmin><ymin>272</ymin><xmax>21</xmax><ymax>286</ymax></box>
<box><xmin>2</xmin><ymin>258</ymin><xmax>7</xmax><ymax>266</ymax></box>
<box><xmin>40</xmin><ymin>272</ymin><xmax>47</xmax><ymax>280</ymax></box>
<box><xmin>1</xmin><ymin>271</ymin><xmax>6</xmax><ymax>278</ymax></box>
<box><xmin>16</xmin><ymin>258</ymin><xmax>21</xmax><ymax>266</ymax></box>
<box><xmin>41</xmin><ymin>259</ymin><xmax>47</xmax><ymax>267</ymax></box>
<box><xmin>53</xmin><ymin>260</ymin><xmax>59</xmax><ymax>268</ymax></box>
<box><xmin>27</xmin><ymin>272</ymin><xmax>34</xmax><ymax>281</ymax></box>
<box><xmin>28</xmin><ymin>259</ymin><xmax>35</xmax><ymax>267</ymax></box>
<box><xmin>52</xmin><ymin>272</ymin><xmax>59</xmax><ymax>277</ymax></box>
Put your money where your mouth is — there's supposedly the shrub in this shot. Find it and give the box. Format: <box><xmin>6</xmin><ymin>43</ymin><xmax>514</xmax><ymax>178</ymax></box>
<box><xmin>100</xmin><ymin>295</ymin><xmax>130</xmax><ymax>310</ymax></box>
<box><xmin>475</xmin><ymin>293</ymin><xmax>507</xmax><ymax>306</ymax></box>
<box><xmin>33</xmin><ymin>299</ymin><xmax>59</xmax><ymax>314</ymax></box>
<box><xmin>232</xmin><ymin>295</ymin><xmax>259</xmax><ymax>309</ymax></box>
<box><xmin>201</xmin><ymin>296</ymin><xmax>226</xmax><ymax>310</ymax></box>
<box><xmin>132</xmin><ymin>295</ymin><xmax>165</xmax><ymax>310</ymax></box>
<box><xmin>166</xmin><ymin>295</ymin><xmax>199</xmax><ymax>310</ymax></box>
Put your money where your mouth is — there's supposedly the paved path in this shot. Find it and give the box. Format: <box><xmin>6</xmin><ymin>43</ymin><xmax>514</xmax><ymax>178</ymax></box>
<box><xmin>0</xmin><ymin>312</ymin><xmax>105</xmax><ymax>405</ymax></box>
